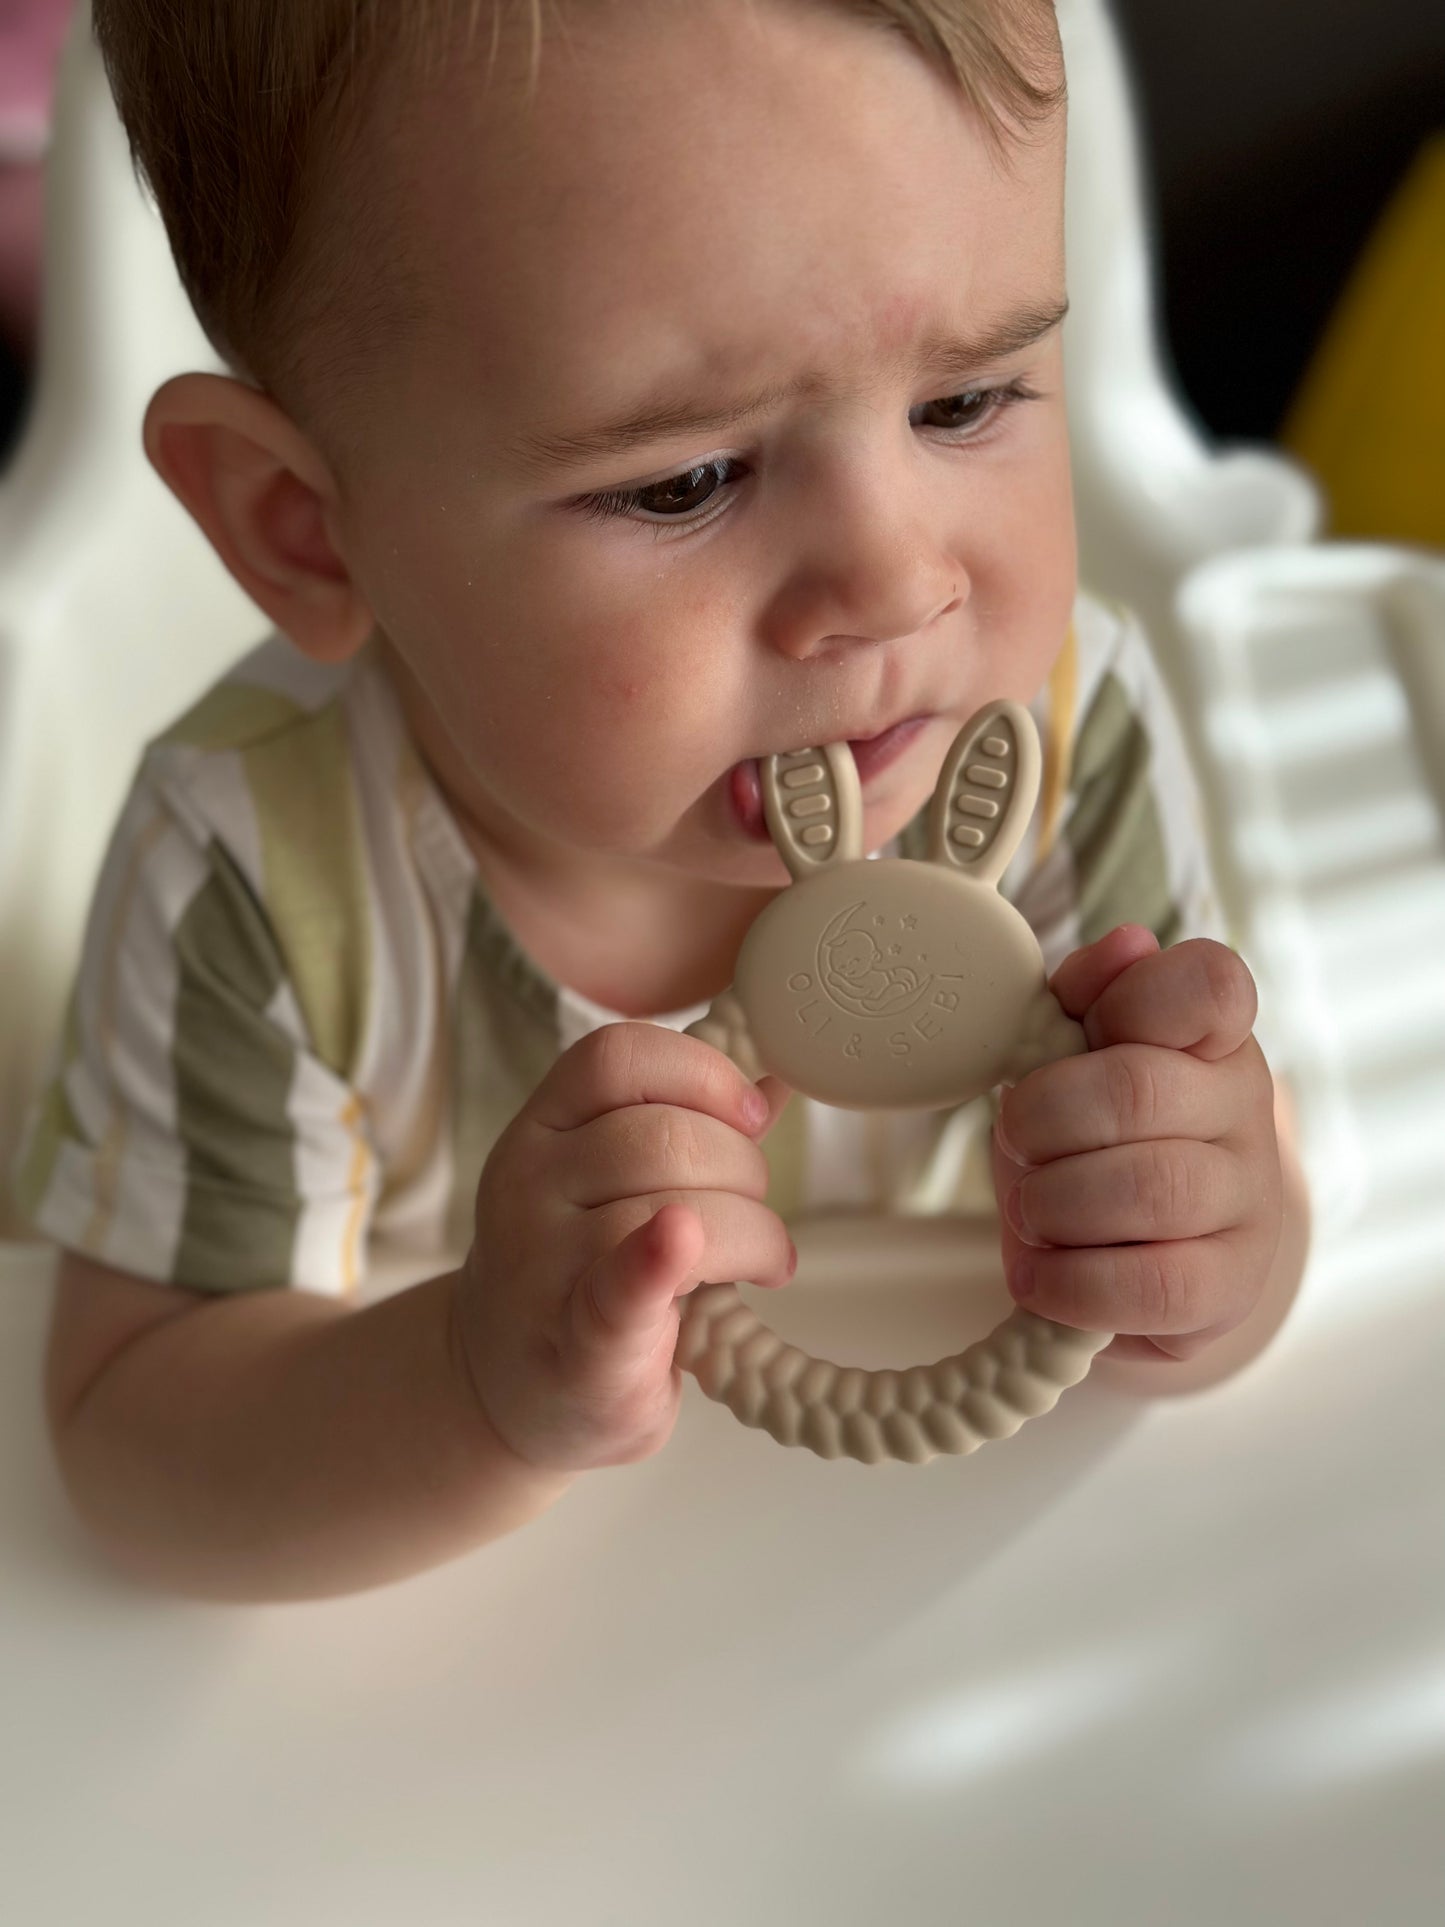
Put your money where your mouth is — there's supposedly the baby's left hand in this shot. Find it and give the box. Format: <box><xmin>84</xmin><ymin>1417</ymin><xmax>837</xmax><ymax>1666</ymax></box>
<box><xmin>992</xmin><ymin>925</ymin><xmax>1284</xmax><ymax>1365</ymax></box>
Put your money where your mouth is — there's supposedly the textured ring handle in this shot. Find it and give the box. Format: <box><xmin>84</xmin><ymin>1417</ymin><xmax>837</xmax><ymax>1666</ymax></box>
<box><xmin>679</xmin><ymin>999</ymin><xmax>1113</xmax><ymax>1465</ymax></box>
<box><xmin>674</xmin><ymin>1283</ymin><xmax>1111</xmax><ymax>1465</ymax></box>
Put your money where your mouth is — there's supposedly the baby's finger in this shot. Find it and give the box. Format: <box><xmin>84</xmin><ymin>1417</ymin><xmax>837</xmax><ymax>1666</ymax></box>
<box><xmin>754</xmin><ymin>1074</ymin><xmax>794</xmax><ymax>1138</ymax></box>
<box><xmin>1048</xmin><ymin>924</ymin><xmax>1161</xmax><ymax>1021</ymax></box>
<box><xmin>562</xmin><ymin>1102</ymin><xmax>773</xmax><ymax>1209</ymax></box>
<box><xmin>596</xmin><ymin>1188</ymin><xmax>797</xmax><ymax>1295</ymax></box>
<box><xmin>568</xmin><ymin>1194</ymin><xmax>796</xmax><ymax>1378</ymax></box>
<box><xmin>1011</xmin><ymin>1230</ymin><xmax>1256</xmax><ymax>1337</ymax></box>
<box><xmin>1004</xmin><ymin>1139</ymin><xmax>1258</xmax><ymax>1249</ymax></box>
<box><xmin>528</xmin><ymin>1021</ymin><xmax>771</xmax><ymax>1142</ymax></box>
<box><xmin>1081</xmin><ymin>939</ymin><xmax>1258</xmax><ymax>1061</ymax></box>
<box><xmin>573</xmin><ymin>1204</ymin><xmax>706</xmax><ymax>1375</ymax></box>
<box><xmin>997</xmin><ymin>1039</ymin><xmax>1265</xmax><ymax>1165</ymax></box>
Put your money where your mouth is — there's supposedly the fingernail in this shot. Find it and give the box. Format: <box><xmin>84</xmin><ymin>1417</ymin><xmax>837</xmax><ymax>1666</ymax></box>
<box><xmin>743</xmin><ymin>1089</ymin><xmax>769</xmax><ymax>1130</ymax></box>
<box><xmin>994</xmin><ymin>1114</ymin><xmax>1032</xmax><ymax>1170</ymax></box>
<box><xmin>1004</xmin><ymin>1179</ymin><xmax>1046</xmax><ymax>1248</ymax></box>
<box><xmin>1012</xmin><ymin>1257</ymin><xmax>1036</xmax><ymax>1302</ymax></box>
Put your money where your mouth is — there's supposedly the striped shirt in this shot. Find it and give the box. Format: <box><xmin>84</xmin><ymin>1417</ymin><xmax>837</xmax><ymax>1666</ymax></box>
<box><xmin>10</xmin><ymin>589</ymin><xmax>1228</xmax><ymax>1295</ymax></box>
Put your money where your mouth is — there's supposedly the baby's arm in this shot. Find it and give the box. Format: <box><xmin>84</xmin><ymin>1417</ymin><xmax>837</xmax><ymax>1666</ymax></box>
<box><xmin>44</xmin><ymin>1024</ymin><xmax>793</xmax><ymax>1603</ymax></box>
<box><xmin>47</xmin><ymin>1251</ymin><xmax>570</xmax><ymax>1602</ymax></box>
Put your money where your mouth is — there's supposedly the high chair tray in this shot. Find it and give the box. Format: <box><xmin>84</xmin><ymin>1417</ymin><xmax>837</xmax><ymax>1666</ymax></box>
<box><xmin>2</xmin><ymin>1180</ymin><xmax>1442</xmax><ymax>1925</ymax></box>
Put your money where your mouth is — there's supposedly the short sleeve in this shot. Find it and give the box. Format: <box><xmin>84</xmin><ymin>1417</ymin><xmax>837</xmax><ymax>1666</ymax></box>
<box><xmin>1011</xmin><ymin>597</ymin><xmax>1231</xmax><ymax>977</ymax></box>
<box><xmin>9</xmin><ymin>773</ymin><xmax>380</xmax><ymax>1295</ymax></box>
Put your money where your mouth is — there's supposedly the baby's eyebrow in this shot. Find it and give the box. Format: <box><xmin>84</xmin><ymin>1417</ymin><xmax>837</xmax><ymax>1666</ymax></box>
<box><xmin>508</xmin><ymin>294</ymin><xmax>1069</xmax><ymax>479</ymax></box>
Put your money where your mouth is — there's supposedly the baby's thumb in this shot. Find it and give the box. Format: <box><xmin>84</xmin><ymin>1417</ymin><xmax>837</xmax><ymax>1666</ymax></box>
<box><xmin>753</xmin><ymin>1073</ymin><xmax>794</xmax><ymax>1138</ymax></box>
<box><xmin>572</xmin><ymin>1204</ymin><xmax>705</xmax><ymax>1381</ymax></box>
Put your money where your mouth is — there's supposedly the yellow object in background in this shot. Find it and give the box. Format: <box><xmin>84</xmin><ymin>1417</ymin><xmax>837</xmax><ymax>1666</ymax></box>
<box><xmin>1282</xmin><ymin>134</ymin><xmax>1445</xmax><ymax>551</ymax></box>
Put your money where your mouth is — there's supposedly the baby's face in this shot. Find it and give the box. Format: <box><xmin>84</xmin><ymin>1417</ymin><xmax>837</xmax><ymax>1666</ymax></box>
<box><xmin>321</xmin><ymin>0</ymin><xmax>1074</xmax><ymax>891</ymax></box>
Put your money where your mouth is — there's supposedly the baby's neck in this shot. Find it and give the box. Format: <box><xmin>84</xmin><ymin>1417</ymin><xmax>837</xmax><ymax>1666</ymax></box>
<box><xmin>483</xmin><ymin>861</ymin><xmax>781</xmax><ymax>1018</ymax></box>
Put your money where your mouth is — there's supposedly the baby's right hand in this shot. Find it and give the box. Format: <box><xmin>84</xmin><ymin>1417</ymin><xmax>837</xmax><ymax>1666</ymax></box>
<box><xmin>451</xmin><ymin>1022</ymin><xmax>795</xmax><ymax>1473</ymax></box>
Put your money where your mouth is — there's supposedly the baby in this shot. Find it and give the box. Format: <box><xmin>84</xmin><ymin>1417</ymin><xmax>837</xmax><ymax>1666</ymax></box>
<box><xmin>14</xmin><ymin>0</ymin><xmax>1309</xmax><ymax>1599</ymax></box>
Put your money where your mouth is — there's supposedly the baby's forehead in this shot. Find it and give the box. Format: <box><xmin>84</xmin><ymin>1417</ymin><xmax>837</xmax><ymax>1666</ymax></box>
<box><xmin>334</xmin><ymin>0</ymin><xmax>1060</xmax><ymax>257</ymax></box>
<box><xmin>305</xmin><ymin>4</ymin><xmax>1064</xmax><ymax>443</ymax></box>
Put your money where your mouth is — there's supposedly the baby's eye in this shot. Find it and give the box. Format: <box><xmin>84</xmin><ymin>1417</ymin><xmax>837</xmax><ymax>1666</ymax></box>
<box><xmin>577</xmin><ymin>458</ymin><xmax>740</xmax><ymax>526</ymax></box>
<box><xmin>913</xmin><ymin>388</ymin><xmax>1008</xmax><ymax>432</ymax></box>
<box><xmin>572</xmin><ymin>380</ymin><xmax>1038</xmax><ymax>528</ymax></box>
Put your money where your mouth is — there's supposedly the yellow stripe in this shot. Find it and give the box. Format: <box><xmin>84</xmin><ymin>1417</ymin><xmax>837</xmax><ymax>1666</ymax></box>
<box><xmin>154</xmin><ymin>681</ymin><xmax>303</xmax><ymax>754</ymax></box>
<box><xmin>382</xmin><ymin>737</ymin><xmax>451</xmax><ymax>1197</ymax></box>
<box><xmin>82</xmin><ymin>810</ymin><xmax>173</xmax><ymax>1254</ymax></box>
<box><xmin>243</xmin><ymin>703</ymin><xmax>373</xmax><ymax>1080</ymax></box>
<box><xmin>338</xmin><ymin>1093</ymin><xmax>373</xmax><ymax>1294</ymax></box>
<box><xmin>1036</xmin><ymin>620</ymin><xmax>1078</xmax><ymax>864</ymax></box>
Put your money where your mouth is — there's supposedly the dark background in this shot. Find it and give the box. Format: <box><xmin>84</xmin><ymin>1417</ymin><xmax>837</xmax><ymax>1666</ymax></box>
<box><xmin>1109</xmin><ymin>0</ymin><xmax>1445</xmax><ymax>442</ymax></box>
<box><xmin>2</xmin><ymin>3</ymin><xmax>1444</xmax><ymax>466</ymax></box>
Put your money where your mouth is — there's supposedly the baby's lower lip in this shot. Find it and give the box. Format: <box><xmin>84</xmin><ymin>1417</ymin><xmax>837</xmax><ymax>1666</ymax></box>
<box><xmin>728</xmin><ymin>715</ymin><xmax>932</xmax><ymax>841</ymax></box>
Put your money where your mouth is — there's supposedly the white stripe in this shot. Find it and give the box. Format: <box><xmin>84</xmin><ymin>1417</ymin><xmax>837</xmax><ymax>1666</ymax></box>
<box><xmin>348</xmin><ymin>657</ymin><xmax>479</xmax><ymax>1259</ymax></box>
<box><xmin>41</xmin><ymin>792</ymin><xmax>211</xmax><ymax>1277</ymax></box>
<box><xmin>154</xmin><ymin>744</ymin><xmax>267</xmax><ymax>907</ymax></box>
<box><xmin>38</xmin><ymin>1138</ymin><xmax>186</xmax><ymax>1278</ymax></box>
<box><xmin>65</xmin><ymin>783</ymin><xmax>169</xmax><ymax>1144</ymax></box>
<box><xmin>221</xmin><ymin>632</ymin><xmax>359</xmax><ymax>712</ymax></box>
<box><xmin>261</xmin><ymin>976</ymin><xmax>368</xmax><ymax>1293</ymax></box>
<box><xmin>346</xmin><ymin>661</ymin><xmax>449</xmax><ymax>1161</ymax></box>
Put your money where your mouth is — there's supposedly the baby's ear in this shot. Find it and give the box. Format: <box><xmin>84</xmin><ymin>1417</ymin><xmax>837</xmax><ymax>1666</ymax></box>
<box><xmin>143</xmin><ymin>372</ymin><xmax>373</xmax><ymax>663</ymax></box>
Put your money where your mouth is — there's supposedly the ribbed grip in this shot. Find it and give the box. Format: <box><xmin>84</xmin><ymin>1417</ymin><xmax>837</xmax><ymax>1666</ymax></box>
<box><xmin>675</xmin><ymin>1283</ymin><xmax>1110</xmax><ymax>1465</ymax></box>
<box><xmin>679</xmin><ymin>1003</ymin><xmax>1112</xmax><ymax>1465</ymax></box>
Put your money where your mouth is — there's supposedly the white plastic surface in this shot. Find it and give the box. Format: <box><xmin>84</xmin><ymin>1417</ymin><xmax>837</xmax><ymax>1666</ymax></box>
<box><xmin>2</xmin><ymin>2</ymin><xmax>1443</xmax><ymax>1921</ymax></box>
<box><xmin>0</xmin><ymin>2</ymin><xmax>260</xmax><ymax>1225</ymax></box>
<box><xmin>1175</xmin><ymin>544</ymin><xmax>1445</xmax><ymax>1243</ymax></box>
<box><xmin>3</xmin><ymin>1193</ymin><xmax>1444</xmax><ymax>1924</ymax></box>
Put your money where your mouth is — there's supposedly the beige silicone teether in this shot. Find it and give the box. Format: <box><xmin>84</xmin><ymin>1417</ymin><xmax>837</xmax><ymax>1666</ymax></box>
<box><xmin>677</xmin><ymin>700</ymin><xmax>1114</xmax><ymax>1465</ymax></box>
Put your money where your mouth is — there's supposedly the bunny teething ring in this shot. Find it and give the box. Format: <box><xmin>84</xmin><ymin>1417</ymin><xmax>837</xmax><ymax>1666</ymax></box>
<box><xmin>677</xmin><ymin>701</ymin><xmax>1114</xmax><ymax>1464</ymax></box>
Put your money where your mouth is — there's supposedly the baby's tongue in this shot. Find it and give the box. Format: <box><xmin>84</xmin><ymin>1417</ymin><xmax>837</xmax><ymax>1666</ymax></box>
<box><xmin>730</xmin><ymin>756</ymin><xmax>771</xmax><ymax>841</ymax></box>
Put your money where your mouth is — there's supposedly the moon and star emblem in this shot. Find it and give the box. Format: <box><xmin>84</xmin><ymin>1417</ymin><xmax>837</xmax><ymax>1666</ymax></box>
<box><xmin>814</xmin><ymin>901</ymin><xmax>935</xmax><ymax>1020</ymax></box>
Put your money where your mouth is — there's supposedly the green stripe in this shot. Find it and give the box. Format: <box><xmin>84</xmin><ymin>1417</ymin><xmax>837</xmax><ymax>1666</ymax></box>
<box><xmin>171</xmin><ymin>845</ymin><xmax>300</xmax><ymax>1290</ymax></box>
<box><xmin>446</xmin><ymin>884</ymin><xmax>563</xmax><ymax>1254</ymax></box>
<box><xmin>1064</xmin><ymin>670</ymin><xmax>1181</xmax><ymax>948</ymax></box>
<box><xmin>242</xmin><ymin>703</ymin><xmax>373</xmax><ymax>1081</ymax></box>
<box><xmin>762</xmin><ymin>1093</ymin><xmax>809</xmax><ymax>1224</ymax></box>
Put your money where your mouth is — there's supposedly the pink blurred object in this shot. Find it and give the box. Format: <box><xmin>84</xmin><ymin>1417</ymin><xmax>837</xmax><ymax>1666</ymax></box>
<box><xmin>0</xmin><ymin>0</ymin><xmax>76</xmax><ymax>360</ymax></box>
<box><xmin>0</xmin><ymin>0</ymin><xmax>74</xmax><ymax>161</ymax></box>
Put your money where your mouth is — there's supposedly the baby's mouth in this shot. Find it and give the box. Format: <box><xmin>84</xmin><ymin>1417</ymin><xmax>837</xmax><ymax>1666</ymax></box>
<box><xmin>728</xmin><ymin>716</ymin><xmax>933</xmax><ymax>841</ymax></box>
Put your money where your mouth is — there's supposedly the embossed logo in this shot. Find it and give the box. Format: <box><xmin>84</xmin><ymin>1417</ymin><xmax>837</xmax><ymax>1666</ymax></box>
<box><xmin>813</xmin><ymin>901</ymin><xmax>934</xmax><ymax>1019</ymax></box>
<box><xmin>777</xmin><ymin>900</ymin><xmax>968</xmax><ymax>1070</ymax></box>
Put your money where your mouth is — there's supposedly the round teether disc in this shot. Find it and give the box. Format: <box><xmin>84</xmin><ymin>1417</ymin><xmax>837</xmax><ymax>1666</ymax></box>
<box><xmin>733</xmin><ymin>858</ymin><xmax>1053</xmax><ymax>1110</ymax></box>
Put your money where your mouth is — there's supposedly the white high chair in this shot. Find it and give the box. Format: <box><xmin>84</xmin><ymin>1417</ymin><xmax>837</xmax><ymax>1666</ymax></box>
<box><xmin>1</xmin><ymin>6</ymin><xmax>1442</xmax><ymax>1924</ymax></box>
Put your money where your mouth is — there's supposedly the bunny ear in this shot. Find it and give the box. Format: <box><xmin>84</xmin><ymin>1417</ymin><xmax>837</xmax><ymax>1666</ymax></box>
<box><xmin>760</xmin><ymin>741</ymin><xmax>864</xmax><ymax>880</ymax></box>
<box><xmin>925</xmin><ymin>700</ymin><xmax>1042</xmax><ymax>888</ymax></box>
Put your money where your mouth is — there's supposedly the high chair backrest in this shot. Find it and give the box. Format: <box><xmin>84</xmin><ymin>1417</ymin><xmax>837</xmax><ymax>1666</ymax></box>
<box><xmin>0</xmin><ymin>0</ymin><xmax>1321</xmax><ymax>1230</ymax></box>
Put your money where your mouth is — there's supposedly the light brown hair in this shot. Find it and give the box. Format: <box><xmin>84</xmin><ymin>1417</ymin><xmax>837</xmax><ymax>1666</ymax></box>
<box><xmin>92</xmin><ymin>0</ymin><xmax>1065</xmax><ymax>416</ymax></box>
